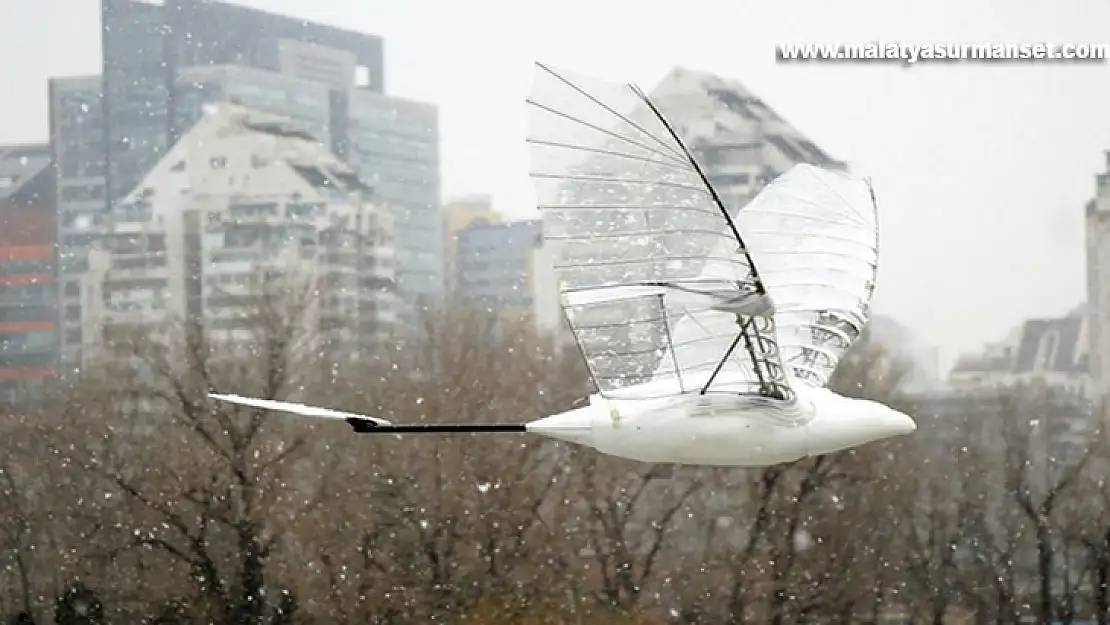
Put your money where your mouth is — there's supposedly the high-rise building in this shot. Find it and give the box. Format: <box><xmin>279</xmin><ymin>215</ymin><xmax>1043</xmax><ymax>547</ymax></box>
<box><xmin>79</xmin><ymin>104</ymin><xmax>397</xmax><ymax>366</ymax></box>
<box><xmin>172</xmin><ymin>65</ymin><xmax>441</xmax><ymax>322</ymax></box>
<box><xmin>448</xmin><ymin>213</ymin><xmax>561</xmax><ymax>335</ymax></box>
<box><xmin>49</xmin><ymin>75</ymin><xmax>107</xmax><ymax>366</ymax></box>
<box><xmin>0</xmin><ymin>144</ymin><xmax>57</xmax><ymax>401</ymax></box>
<box><xmin>455</xmin><ymin>218</ymin><xmax>541</xmax><ymax>308</ymax></box>
<box><xmin>652</xmin><ymin>67</ymin><xmax>847</xmax><ymax>211</ymax></box>
<box><xmin>337</xmin><ymin>89</ymin><xmax>441</xmax><ymax>314</ymax></box>
<box><xmin>443</xmin><ymin>196</ymin><xmax>499</xmax><ymax>298</ymax></box>
<box><xmin>90</xmin><ymin>0</ymin><xmax>441</xmax><ymax>327</ymax></box>
<box><xmin>171</xmin><ymin>66</ymin><xmax>442</xmax><ymax>323</ymax></box>
<box><xmin>100</xmin><ymin>0</ymin><xmax>384</xmax><ymax>207</ymax></box>
<box><xmin>174</xmin><ymin>65</ymin><xmax>334</xmax><ymax>148</ymax></box>
<box><xmin>1087</xmin><ymin>152</ymin><xmax>1110</xmax><ymax>398</ymax></box>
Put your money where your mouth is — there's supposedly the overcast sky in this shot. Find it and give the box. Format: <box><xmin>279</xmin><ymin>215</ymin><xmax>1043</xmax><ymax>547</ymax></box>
<box><xmin>3</xmin><ymin>0</ymin><xmax>1109</xmax><ymax>370</ymax></box>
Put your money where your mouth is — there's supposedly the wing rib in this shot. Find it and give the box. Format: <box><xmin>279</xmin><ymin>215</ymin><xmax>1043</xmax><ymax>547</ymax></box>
<box><xmin>536</xmin><ymin>62</ymin><xmax>687</xmax><ymax>161</ymax></box>
<box><xmin>527</xmin><ymin>62</ymin><xmax>795</xmax><ymax>401</ymax></box>
<box><xmin>628</xmin><ymin>85</ymin><xmax>766</xmax><ymax>295</ymax></box>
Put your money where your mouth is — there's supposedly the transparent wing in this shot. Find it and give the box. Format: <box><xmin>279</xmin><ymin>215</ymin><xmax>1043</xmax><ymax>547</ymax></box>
<box><xmin>526</xmin><ymin>62</ymin><xmax>790</xmax><ymax>401</ymax></box>
<box><xmin>736</xmin><ymin>163</ymin><xmax>880</xmax><ymax>388</ymax></box>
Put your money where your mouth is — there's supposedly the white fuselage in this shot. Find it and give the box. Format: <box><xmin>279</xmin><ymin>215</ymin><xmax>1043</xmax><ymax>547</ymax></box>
<box><xmin>525</xmin><ymin>382</ymin><xmax>915</xmax><ymax>467</ymax></box>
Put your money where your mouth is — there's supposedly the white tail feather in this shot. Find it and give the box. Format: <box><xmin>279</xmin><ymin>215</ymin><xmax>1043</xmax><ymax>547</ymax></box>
<box><xmin>208</xmin><ymin>393</ymin><xmax>391</xmax><ymax>426</ymax></box>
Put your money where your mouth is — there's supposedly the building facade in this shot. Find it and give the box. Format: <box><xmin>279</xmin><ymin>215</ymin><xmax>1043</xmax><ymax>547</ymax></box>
<box><xmin>948</xmin><ymin>308</ymin><xmax>1091</xmax><ymax>398</ymax></box>
<box><xmin>651</xmin><ymin>67</ymin><xmax>848</xmax><ymax>212</ymax></box>
<box><xmin>100</xmin><ymin>0</ymin><xmax>385</xmax><ymax>207</ymax></box>
<box><xmin>455</xmin><ymin>218</ymin><xmax>542</xmax><ymax>310</ymax></box>
<box><xmin>175</xmin><ymin>65</ymin><xmax>334</xmax><ymax>149</ymax></box>
<box><xmin>88</xmin><ymin>0</ymin><xmax>441</xmax><ymax>326</ymax></box>
<box><xmin>49</xmin><ymin>75</ymin><xmax>108</xmax><ymax>366</ymax></box>
<box><xmin>172</xmin><ymin>65</ymin><xmax>442</xmax><ymax>322</ymax></box>
<box><xmin>0</xmin><ymin>144</ymin><xmax>57</xmax><ymax>402</ymax></box>
<box><xmin>1086</xmin><ymin>152</ymin><xmax>1110</xmax><ymax>399</ymax></box>
<box><xmin>338</xmin><ymin>89</ymin><xmax>441</xmax><ymax>315</ymax></box>
<box><xmin>443</xmin><ymin>196</ymin><xmax>500</xmax><ymax>298</ymax></box>
<box><xmin>447</xmin><ymin>210</ymin><xmax>561</xmax><ymax>335</ymax></box>
<box><xmin>79</xmin><ymin>104</ymin><xmax>397</xmax><ymax>367</ymax></box>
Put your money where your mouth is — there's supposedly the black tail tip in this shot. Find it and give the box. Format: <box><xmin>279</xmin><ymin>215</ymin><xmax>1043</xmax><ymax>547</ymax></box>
<box><xmin>346</xmin><ymin>418</ymin><xmax>379</xmax><ymax>433</ymax></box>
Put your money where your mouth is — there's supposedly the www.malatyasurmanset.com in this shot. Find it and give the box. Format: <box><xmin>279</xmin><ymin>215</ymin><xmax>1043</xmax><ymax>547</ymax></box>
<box><xmin>777</xmin><ymin>42</ymin><xmax>1109</xmax><ymax>64</ymax></box>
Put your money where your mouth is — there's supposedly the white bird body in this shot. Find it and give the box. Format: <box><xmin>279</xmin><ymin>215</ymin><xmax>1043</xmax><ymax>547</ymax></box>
<box><xmin>527</xmin><ymin>376</ymin><xmax>913</xmax><ymax>467</ymax></box>
<box><xmin>209</xmin><ymin>62</ymin><xmax>918</xmax><ymax>467</ymax></box>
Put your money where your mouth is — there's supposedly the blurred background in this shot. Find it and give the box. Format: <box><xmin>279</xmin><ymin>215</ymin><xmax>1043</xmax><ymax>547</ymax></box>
<box><xmin>1</xmin><ymin>1</ymin><xmax>1109</xmax><ymax>624</ymax></box>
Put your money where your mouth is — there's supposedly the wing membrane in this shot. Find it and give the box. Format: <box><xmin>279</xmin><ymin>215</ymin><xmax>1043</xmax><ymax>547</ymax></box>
<box><xmin>736</xmin><ymin>164</ymin><xmax>879</xmax><ymax>388</ymax></box>
<box><xmin>527</xmin><ymin>62</ymin><xmax>789</xmax><ymax>400</ymax></box>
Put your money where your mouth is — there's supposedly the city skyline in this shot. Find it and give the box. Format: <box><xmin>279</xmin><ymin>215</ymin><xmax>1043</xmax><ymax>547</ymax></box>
<box><xmin>4</xmin><ymin>0</ymin><xmax>1110</xmax><ymax>369</ymax></box>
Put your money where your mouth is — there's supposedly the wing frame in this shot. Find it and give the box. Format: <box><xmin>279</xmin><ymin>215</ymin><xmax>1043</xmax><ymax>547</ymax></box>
<box><xmin>735</xmin><ymin>164</ymin><xmax>882</xmax><ymax>390</ymax></box>
<box><xmin>627</xmin><ymin>82</ymin><xmax>785</xmax><ymax>399</ymax></box>
<box><xmin>527</xmin><ymin>62</ymin><xmax>793</xmax><ymax>401</ymax></box>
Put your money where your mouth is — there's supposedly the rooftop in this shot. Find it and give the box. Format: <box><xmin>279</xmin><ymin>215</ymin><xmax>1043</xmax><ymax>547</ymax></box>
<box><xmin>651</xmin><ymin>67</ymin><xmax>846</xmax><ymax>170</ymax></box>
<box><xmin>120</xmin><ymin>102</ymin><xmax>377</xmax><ymax>212</ymax></box>
<box><xmin>951</xmin><ymin>309</ymin><xmax>1089</xmax><ymax>376</ymax></box>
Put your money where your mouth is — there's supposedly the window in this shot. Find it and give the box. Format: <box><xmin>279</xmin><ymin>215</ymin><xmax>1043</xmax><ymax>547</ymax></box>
<box><xmin>0</xmin><ymin>352</ymin><xmax>53</xmax><ymax>368</ymax></box>
<box><xmin>1036</xmin><ymin>331</ymin><xmax>1061</xmax><ymax>371</ymax></box>
<box><xmin>287</xmin><ymin>202</ymin><xmax>324</xmax><ymax>219</ymax></box>
<box><xmin>0</xmin><ymin>283</ymin><xmax>55</xmax><ymax>304</ymax></box>
<box><xmin>60</xmin><ymin>184</ymin><xmax>105</xmax><ymax>202</ymax></box>
<box><xmin>0</xmin><ymin>305</ymin><xmax>52</xmax><ymax>323</ymax></box>
<box><xmin>708</xmin><ymin>173</ymin><xmax>751</xmax><ymax>187</ymax></box>
<box><xmin>228</xmin><ymin>202</ymin><xmax>278</xmax><ymax>218</ymax></box>
<box><xmin>210</xmin><ymin>156</ymin><xmax>227</xmax><ymax>169</ymax></box>
<box><xmin>0</xmin><ymin>330</ymin><xmax>56</xmax><ymax>352</ymax></box>
<box><xmin>0</xmin><ymin>260</ymin><xmax>55</xmax><ymax>277</ymax></box>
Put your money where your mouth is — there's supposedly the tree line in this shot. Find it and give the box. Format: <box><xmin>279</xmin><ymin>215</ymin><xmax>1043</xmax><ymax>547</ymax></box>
<box><xmin>1</xmin><ymin>298</ymin><xmax>1108</xmax><ymax>625</ymax></box>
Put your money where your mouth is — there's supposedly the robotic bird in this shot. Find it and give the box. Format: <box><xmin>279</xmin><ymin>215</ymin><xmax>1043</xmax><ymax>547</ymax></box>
<box><xmin>210</xmin><ymin>62</ymin><xmax>915</xmax><ymax>467</ymax></box>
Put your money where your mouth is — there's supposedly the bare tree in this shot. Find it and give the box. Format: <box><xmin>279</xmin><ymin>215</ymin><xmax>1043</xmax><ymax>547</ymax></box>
<box><xmin>998</xmin><ymin>386</ymin><xmax>1096</xmax><ymax>625</ymax></box>
<box><xmin>897</xmin><ymin>437</ymin><xmax>971</xmax><ymax>624</ymax></box>
<box><xmin>0</xmin><ymin>401</ymin><xmax>108</xmax><ymax>625</ymax></box>
<box><xmin>567</xmin><ymin>454</ymin><xmax>701</xmax><ymax>613</ymax></box>
<box><xmin>46</xmin><ymin>282</ymin><xmax>336</xmax><ymax>624</ymax></box>
<box><xmin>1070</xmin><ymin>403</ymin><xmax>1110</xmax><ymax>625</ymax></box>
<box><xmin>0</xmin><ymin>422</ymin><xmax>38</xmax><ymax>622</ymax></box>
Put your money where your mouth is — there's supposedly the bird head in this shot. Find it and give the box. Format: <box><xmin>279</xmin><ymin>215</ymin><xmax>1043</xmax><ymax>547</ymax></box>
<box><xmin>805</xmin><ymin>395</ymin><xmax>916</xmax><ymax>457</ymax></box>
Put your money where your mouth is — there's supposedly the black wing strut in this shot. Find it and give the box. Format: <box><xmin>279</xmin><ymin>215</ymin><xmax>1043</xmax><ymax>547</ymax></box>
<box><xmin>628</xmin><ymin>85</ymin><xmax>781</xmax><ymax>398</ymax></box>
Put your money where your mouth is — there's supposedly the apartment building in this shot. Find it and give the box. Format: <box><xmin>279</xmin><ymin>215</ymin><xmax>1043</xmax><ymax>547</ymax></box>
<box><xmin>80</xmin><ymin>103</ymin><xmax>396</xmax><ymax>366</ymax></box>
<box><xmin>443</xmin><ymin>198</ymin><xmax>562</xmax><ymax>335</ymax></box>
<box><xmin>0</xmin><ymin>144</ymin><xmax>57</xmax><ymax>401</ymax></box>
<box><xmin>172</xmin><ymin>63</ymin><xmax>440</xmax><ymax>322</ymax></box>
<box><xmin>443</xmin><ymin>196</ymin><xmax>500</xmax><ymax>299</ymax></box>
<box><xmin>47</xmin><ymin>75</ymin><xmax>105</xmax><ymax>367</ymax></box>
<box><xmin>94</xmin><ymin>0</ymin><xmax>440</xmax><ymax>322</ymax></box>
